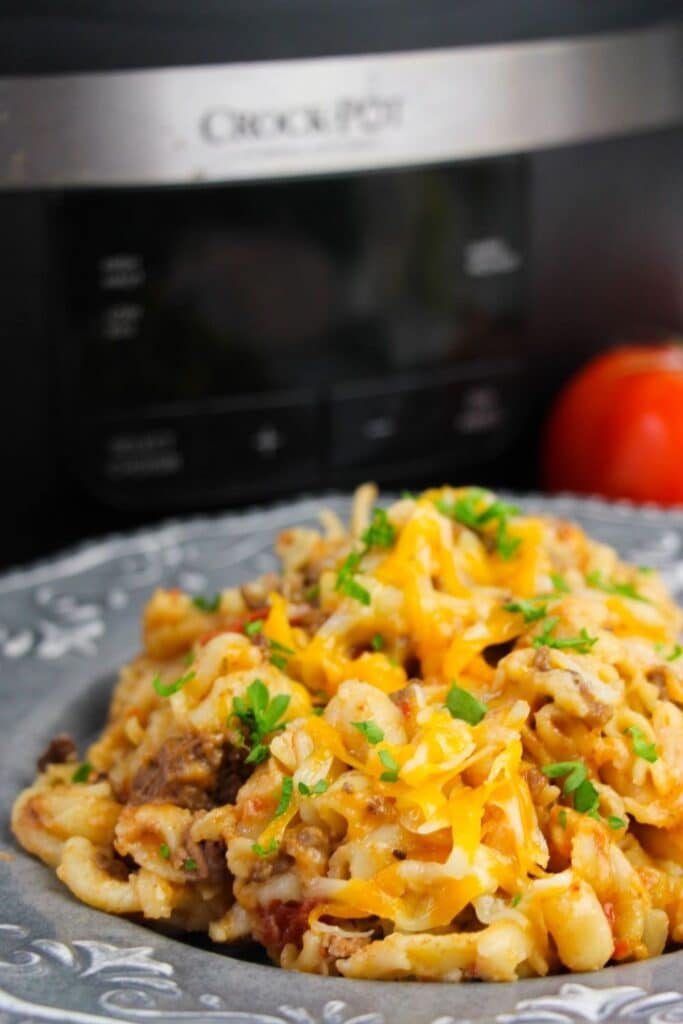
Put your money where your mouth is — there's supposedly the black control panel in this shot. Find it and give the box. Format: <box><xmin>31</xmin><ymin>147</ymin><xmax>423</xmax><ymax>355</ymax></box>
<box><xmin>61</xmin><ymin>157</ymin><xmax>530</xmax><ymax>509</ymax></box>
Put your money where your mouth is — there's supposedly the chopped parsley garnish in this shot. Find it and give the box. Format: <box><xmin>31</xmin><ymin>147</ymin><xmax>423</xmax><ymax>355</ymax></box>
<box><xmin>667</xmin><ymin>644</ymin><xmax>683</xmax><ymax>662</ymax></box>
<box><xmin>311</xmin><ymin>706</ymin><xmax>325</xmax><ymax>716</ymax></box>
<box><xmin>532</xmin><ymin>617</ymin><xmax>597</xmax><ymax>654</ymax></box>
<box><xmin>252</xmin><ymin>838</ymin><xmax>278</xmax><ymax>858</ymax></box>
<box><xmin>446</xmin><ymin>683</ymin><xmax>488</xmax><ymax>726</ymax></box>
<box><xmin>625</xmin><ymin>726</ymin><xmax>658</xmax><ymax>763</ymax></box>
<box><xmin>335</xmin><ymin>550</ymin><xmax>371</xmax><ymax>606</ymax></box>
<box><xmin>436</xmin><ymin>490</ymin><xmax>521</xmax><ymax>560</ymax></box>
<box><xmin>182</xmin><ymin>650</ymin><xmax>195</xmax><ymax>667</ymax></box>
<box><xmin>304</xmin><ymin>584</ymin><xmax>320</xmax><ymax>603</ymax></box>
<box><xmin>153</xmin><ymin>671</ymin><xmax>195</xmax><ymax>698</ymax></box>
<box><xmin>542</xmin><ymin>760</ymin><xmax>588</xmax><ymax>790</ymax></box>
<box><xmin>586</xmin><ymin>571</ymin><xmax>649</xmax><ymax>603</ymax></box>
<box><xmin>298</xmin><ymin>779</ymin><xmax>329</xmax><ymax>797</ymax></box>
<box><xmin>378</xmin><ymin>749</ymin><xmax>400</xmax><ymax>783</ymax></box>
<box><xmin>558</xmin><ymin>809</ymin><xmax>568</xmax><ymax>829</ymax></box>
<box><xmin>362</xmin><ymin>507</ymin><xmax>396</xmax><ymax>550</ymax></box>
<box><xmin>192</xmin><ymin>594</ymin><xmax>221</xmax><ymax>612</ymax></box>
<box><xmin>371</xmin><ymin>633</ymin><xmax>384</xmax><ymax>651</ymax></box>
<box><xmin>502</xmin><ymin>598</ymin><xmax>548</xmax><ymax>623</ymax></box>
<box><xmin>183</xmin><ymin>858</ymin><xmax>198</xmax><ymax>872</ymax></box>
<box><xmin>274</xmin><ymin>777</ymin><xmax>293</xmax><ymax>817</ymax></box>
<box><xmin>639</xmin><ymin>566</ymin><xmax>655</xmax><ymax>574</ymax></box>
<box><xmin>352</xmin><ymin>720</ymin><xmax>385</xmax><ymax>745</ymax></box>
<box><xmin>574</xmin><ymin>780</ymin><xmax>600</xmax><ymax>816</ymax></box>
<box><xmin>511</xmin><ymin>893</ymin><xmax>522</xmax><ymax>907</ymax></box>
<box><xmin>334</xmin><ymin>506</ymin><xmax>397</xmax><ymax>606</ymax></box>
<box><xmin>231</xmin><ymin>679</ymin><xmax>291</xmax><ymax>765</ymax></box>
<box><xmin>267</xmin><ymin>637</ymin><xmax>295</xmax><ymax>671</ymax></box>
<box><xmin>549</xmin><ymin>573</ymin><xmax>570</xmax><ymax>594</ymax></box>
<box><xmin>607</xmin><ymin>815</ymin><xmax>626</xmax><ymax>830</ymax></box>
<box><xmin>72</xmin><ymin>762</ymin><xmax>93</xmax><ymax>784</ymax></box>
<box><xmin>542</xmin><ymin>761</ymin><xmax>599</xmax><ymax>817</ymax></box>
<box><xmin>159</xmin><ymin>842</ymin><xmax>171</xmax><ymax>860</ymax></box>
<box><xmin>436</xmin><ymin>488</ymin><xmax>488</xmax><ymax>529</ymax></box>
<box><xmin>244</xmin><ymin>619</ymin><xmax>263</xmax><ymax>637</ymax></box>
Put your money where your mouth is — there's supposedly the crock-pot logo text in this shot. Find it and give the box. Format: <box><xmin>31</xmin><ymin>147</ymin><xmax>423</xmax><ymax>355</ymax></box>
<box><xmin>200</xmin><ymin>95</ymin><xmax>403</xmax><ymax>144</ymax></box>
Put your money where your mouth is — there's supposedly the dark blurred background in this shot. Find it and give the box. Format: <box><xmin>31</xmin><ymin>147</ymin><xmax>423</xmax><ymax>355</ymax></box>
<box><xmin>0</xmin><ymin>1</ymin><xmax>681</xmax><ymax>570</ymax></box>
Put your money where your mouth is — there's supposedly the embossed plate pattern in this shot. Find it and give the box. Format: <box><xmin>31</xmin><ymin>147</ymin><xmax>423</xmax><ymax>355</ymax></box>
<box><xmin>2</xmin><ymin>493</ymin><xmax>683</xmax><ymax>1024</ymax></box>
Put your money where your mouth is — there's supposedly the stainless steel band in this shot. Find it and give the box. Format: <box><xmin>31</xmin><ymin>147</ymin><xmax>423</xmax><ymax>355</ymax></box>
<box><xmin>0</xmin><ymin>22</ymin><xmax>681</xmax><ymax>189</ymax></box>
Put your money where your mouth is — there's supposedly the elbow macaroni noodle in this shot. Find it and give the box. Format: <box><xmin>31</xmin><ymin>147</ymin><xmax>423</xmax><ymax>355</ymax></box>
<box><xmin>12</xmin><ymin>486</ymin><xmax>683</xmax><ymax>981</ymax></box>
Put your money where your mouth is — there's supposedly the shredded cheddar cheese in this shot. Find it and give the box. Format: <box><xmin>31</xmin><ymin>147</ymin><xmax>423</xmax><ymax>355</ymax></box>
<box><xmin>11</xmin><ymin>485</ymin><xmax>683</xmax><ymax>982</ymax></box>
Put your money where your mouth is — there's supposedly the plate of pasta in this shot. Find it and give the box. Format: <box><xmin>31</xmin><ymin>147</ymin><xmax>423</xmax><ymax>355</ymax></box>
<box><xmin>4</xmin><ymin>485</ymin><xmax>683</xmax><ymax>1024</ymax></box>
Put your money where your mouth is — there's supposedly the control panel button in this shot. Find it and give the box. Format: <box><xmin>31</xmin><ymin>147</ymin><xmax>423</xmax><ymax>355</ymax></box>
<box><xmin>330</xmin><ymin>361</ymin><xmax>525</xmax><ymax>474</ymax></box>
<box><xmin>75</xmin><ymin>391</ymin><xmax>322</xmax><ymax>508</ymax></box>
<box><xmin>329</xmin><ymin>381</ymin><xmax>446</xmax><ymax>469</ymax></box>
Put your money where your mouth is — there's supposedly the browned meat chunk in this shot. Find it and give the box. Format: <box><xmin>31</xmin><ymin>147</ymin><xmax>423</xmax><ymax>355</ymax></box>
<box><xmin>36</xmin><ymin>734</ymin><xmax>77</xmax><ymax>773</ymax></box>
<box><xmin>128</xmin><ymin>734</ymin><xmax>223</xmax><ymax>810</ymax></box>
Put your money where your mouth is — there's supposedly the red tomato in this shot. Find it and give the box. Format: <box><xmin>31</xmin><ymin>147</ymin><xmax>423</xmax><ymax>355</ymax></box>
<box><xmin>542</xmin><ymin>343</ymin><xmax>683</xmax><ymax>505</ymax></box>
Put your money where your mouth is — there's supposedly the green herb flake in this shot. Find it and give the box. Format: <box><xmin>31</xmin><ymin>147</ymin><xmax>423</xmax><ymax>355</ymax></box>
<box><xmin>666</xmin><ymin>644</ymin><xmax>683</xmax><ymax>662</ymax></box>
<box><xmin>298</xmin><ymin>779</ymin><xmax>329</xmax><ymax>797</ymax></box>
<box><xmin>159</xmin><ymin>842</ymin><xmax>171</xmax><ymax>860</ymax></box>
<box><xmin>573</xmin><ymin>778</ymin><xmax>600</xmax><ymax>816</ymax></box>
<box><xmin>252</xmin><ymin>838</ymin><xmax>278</xmax><ymax>858</ymax></box>
<box><xmin>511</xmin><ymin>893</ymin><xmax>522</xmax><ymax>907</ymax></box>
<box><xmin>446</xmin><ymin>683</ymin><xmax>488</xmax><ymax>726</ymax></box>
<box><xmin>312</xmin><ymin>706</ymin><xmax>325</xmax><ymax>716</ymax></box>
<box><xmin>401</xmin><ymin>490</ymin><xmax>417</xmax><ymax>500</ymax></box>
<box><xmin>72</xmin><ymin>762</ymin><xmax>93</xmax><ymax>784</ymax></box>
<box><xmin>153</xmin><ymin>671</ymin><xmax>195</xmax><ymax>698</ymax></box>
<box><xmin>362</xmin><ymin>507</ymin><xmax>396</xmax><ymax>550</ymax></box>
<box><xmin>586</xmin><ymin>571</ymin><xmax>649</xmax><ymax>603</ymax></box>
<box><xmin>532</xmin><ymin>618</ymin><xmax>597</xmax><ymax>654</ymax></box>
<box><xmin>371</xmin><ymin>633</ymin><xmax>385</xmax><ymax>651</ymax></box>
<box><xmin>183</xmin><ymin>858</ymin><xmax>198</xmax><ymax>872</ymax></box>
<box><xmin>269</xmin><ymin>638</ymin><xmax>295</xmax><ymax>655</ymax></box>
<box><xmin>543</xmin><ymin>761</ymin><xmax>600</xmax><ymax>817</ymax></box>
<box><xmin>192</xmin><ymin>594</ymin><xmax>221</xmax><ymax>612</ymax></box>
<box><xmin>244</xmin><ymin>619</ymin><xmax>264</xmax><ymax>637</ymax></box>
<box><xmin>639</xmin><ymin>566</ymin><xmax>655</xmax><ymax>574</ymax></box>
<box><xmin>502</xmin><ymin>598</ymin><xmax>548</xmax><ymax>623</ymax></box>
<box><xmin>274</xmin><ymin>777</ymin><xmax>294</xmax><ymax>817</ymax></box>
<box><xmin>335</xmin><ymin>550</ymin><xmax>371</xmax><ymax>606</ymax></box>
<box><xmin>550</xmin><ymin>573</ymin><xmax>570</xmax><ymax>594</ymax></box>
<box><xmin>266</xmin><ymin>637</ymin><xmax>295</xmax><ymax>671</ymax></box>
<box><xmin>542</xmin><ymin>760</ymin><xmax>587</xmax><ymax>793</ymax></box>
<box><xmin>626</xmin><ymin>726</ymin><xmax>658</xmax><ymax>763</ymax></box>
<box><xmin>436</xmin><ymin>488</ymin><xmax>488</xmax><ymax>529</ymax></box>
<box><xmin>436</xmin><ymin>490</ymin><xmax>521</xmax><ymax>560</ymax></box>
<box><xmin>378</xmin><ymin>749</ymin><xmax>400</xmax><ymax>783</ymax></box>
<box><xmin>558</xmin><ymin>809</ymin><xmax>568</xmax><ymax>829</ymax></box>
<box><xmin>182</xmin><ymin>650</ymin><xmax>195</xmax><ymax>667</ymax></box>
<box><xmin>305</xmin><ymin>584</ymin><xmax>320</xmax><ymax>603</ymax></box>
<box><xmin>230</xmin><ymin>679</ymin><xmax>291</xmax><ymax>765</ymax></box>
<box><xmin>244</xmin><ymin>743</ymin><xmax>269</xmax><ymax>765</ymax></box>
<box><xmin>607</xmin><ymin>815</ymin><xmax>626</xmax><ymax>830</ymax></box>
<box><xmin>352</xmin><ymin>720</ymin><xmax>385</xmax><ymax>745</ymax></box>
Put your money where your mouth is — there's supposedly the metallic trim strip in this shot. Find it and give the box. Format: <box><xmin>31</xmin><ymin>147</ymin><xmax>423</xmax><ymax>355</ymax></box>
<box><xmin>0</xmin><ymin>23</ymin><xmax>681</xmax><ymax>189</ymax></box>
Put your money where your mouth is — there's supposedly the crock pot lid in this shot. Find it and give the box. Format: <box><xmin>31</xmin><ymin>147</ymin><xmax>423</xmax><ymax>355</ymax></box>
<box><xmin>1</xmin><ymin>0</ymin><xmax>681</xmax><ymax>75</ymax></box>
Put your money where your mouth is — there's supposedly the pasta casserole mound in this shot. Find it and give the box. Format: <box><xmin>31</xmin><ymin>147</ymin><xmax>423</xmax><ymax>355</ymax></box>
<box><xmin>12</xmin><ymin>486</ymin><xmax>683</xmax><ymax>981</ymax></box>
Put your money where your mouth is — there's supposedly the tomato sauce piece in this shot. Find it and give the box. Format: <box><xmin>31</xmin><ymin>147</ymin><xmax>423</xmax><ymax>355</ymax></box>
<box><xmin>254</xmin><ymin>899</ymin><xmax>318</xmax><ymax>950</ymax></box>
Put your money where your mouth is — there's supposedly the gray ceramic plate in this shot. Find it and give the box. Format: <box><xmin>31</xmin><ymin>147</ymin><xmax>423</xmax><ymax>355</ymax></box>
<box><xmin>3</xmin><ymin>493</ymin><xmax>683</xmax><ymax>1024</ymax></box>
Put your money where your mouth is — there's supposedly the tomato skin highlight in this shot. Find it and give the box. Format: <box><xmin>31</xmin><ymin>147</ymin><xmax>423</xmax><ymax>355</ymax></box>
<box><xmin>542</xmin><ymin>344</ymin><xmax>683</xmax><ymax>505</ymax></box>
